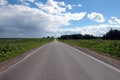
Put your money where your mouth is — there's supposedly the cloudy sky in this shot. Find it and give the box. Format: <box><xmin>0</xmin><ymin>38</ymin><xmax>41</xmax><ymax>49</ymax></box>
<box><xmin>0</xmin><ymin>0</ymin><xmax>120</xmax><ymax>38</ymax></box>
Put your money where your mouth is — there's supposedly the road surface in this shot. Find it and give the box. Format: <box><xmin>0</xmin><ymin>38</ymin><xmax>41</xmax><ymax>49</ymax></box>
<box><xmin>0</xmin><ymin>40</ymin><xmax>120</xmax><ymax>80</ymax></box>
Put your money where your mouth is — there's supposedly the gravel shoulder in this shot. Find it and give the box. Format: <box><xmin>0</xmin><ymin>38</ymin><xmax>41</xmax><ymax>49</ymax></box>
<box><xmin>0</xmin><ymin>41</ymin><xmax>120</xmax><ymax>74</ymax></box>
<box><xmin>65</xmin><ymin>43</ymin><xmax>120</xmax><ymax>70</ymax></box>
<box><xmin>0</xmin><ymin>46</ymin><xmax>42</xmax><ymax>73</ymax></box>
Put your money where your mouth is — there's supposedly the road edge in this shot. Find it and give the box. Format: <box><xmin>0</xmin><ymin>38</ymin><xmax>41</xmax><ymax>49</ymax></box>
<box><xmin>62</xmin><ymin>42</ymin><xmax>120</xmax><ymax>70</ymax></box>
<box><xmin>0</xmin><ymin>42</ymin><xmax>49</xmax><ymax>74</ymax></box>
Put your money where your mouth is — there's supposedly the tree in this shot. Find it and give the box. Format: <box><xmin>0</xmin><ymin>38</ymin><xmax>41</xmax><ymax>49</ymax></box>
<box><xmin>103</xmin><ymin>29</ymin><xmax>120</xmax><ymax>40</ymax></box>
<box><xmin>59</xmin><ymin>34</ymin><xmax>96</xmax><ymax>40</ymax></box>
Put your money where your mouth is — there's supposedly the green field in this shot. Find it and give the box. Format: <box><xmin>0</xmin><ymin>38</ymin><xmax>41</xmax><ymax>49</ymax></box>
<box><xmin>0</xmin><ymin>38</ymin><xmax>53</xmax><ymax>61</ymax></box>
<box><xmin>60</xmin><ymin>40</ymin><xmax>120</xmax><ymax>57</ymax></box>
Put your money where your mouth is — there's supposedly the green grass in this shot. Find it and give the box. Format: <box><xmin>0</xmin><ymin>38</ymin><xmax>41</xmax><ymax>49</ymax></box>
<box><xmin>60</xmin><ymin>39</ymin><xmax>120</xmax><ymax>57</ymax></box>
<box><xmin>0</xmin><ymin>38</ymin><xmax>53</xmax><ymax>61</ymax></box>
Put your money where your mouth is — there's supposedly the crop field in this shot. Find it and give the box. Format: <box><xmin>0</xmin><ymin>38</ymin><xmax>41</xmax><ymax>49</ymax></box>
<box><xmin>60</xmin><ymin>40</ymin><xmax>120</xmax><ymax>57</ymax></box>
<box><xmin>0</xmin><ymin>38</ymin><xmax>53</xmax><ymax>61</ymax></box>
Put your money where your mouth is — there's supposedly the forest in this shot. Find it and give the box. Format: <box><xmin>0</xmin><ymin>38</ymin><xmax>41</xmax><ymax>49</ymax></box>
<box><xmin>59</xmin><ymin>29</ymin><xmax>120</xmax><ymax>40</ymax></box>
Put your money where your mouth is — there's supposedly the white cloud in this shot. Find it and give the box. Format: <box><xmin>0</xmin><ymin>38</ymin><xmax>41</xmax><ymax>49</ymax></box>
<box><xmin>35</xmin><ymin>0</ymin><xmax>66</xmax><ymax>14</ymax></box>
<box><xmin>63</xmin><ymin>12</ymin><xmax>86</xmax><ymax>21</ymax></box>
<box><xmin>78</xmin><ymin>4</ymin><xmax>82</xmax><ymax>7</ymax></box>
<box><xmin>0</xmin><ymin>0</ymin><xmax>7</xmax><ymax>6</ymax></box>
<box><xmin>0</xmin><ymin>0</ymin><xmax>86</xmax><ymax>37</ymax></box>
<box><xmin>28</xmin><ymin>0</ymin><xmax>35</xmax><ymax>3</ymax></box>
<box><xmin>108</xmin><ymin>17</ymin><xmax>120</xmax><ymax>25</ymax></box>
<box><xmin>0</xmin><ymin>0</ymin><xmax>119</xmax><ymax>38</ymax></box>
<box><xmin>67</xmin><ymin>4</ymin><xmax>73</xmax><ymax>10</ymax></box>
<box><xmin>87</xmin><ymin>12</ymin><xmax>105</xmax><ymax>22</ymax></box>
<box><xmin>58</xmin><ymin>1</ymin><xmax>66</xmax><ymax>6</ymax></box>
<box><xmin>19</xmin><ymin>0</ymin><xmax>35</xmax><ymax>6</ymax></box>
<box><xmin>19</xmin><ymin>0</ymin><xmax>35</xmax><ymax>3</ymax></box>
<box><xmin>48</xmin><ymin>24</ymin><xmax>120</xmax><ymax>37</ymax></box>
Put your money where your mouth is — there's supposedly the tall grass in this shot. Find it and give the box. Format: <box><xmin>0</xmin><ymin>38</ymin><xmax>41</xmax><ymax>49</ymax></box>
<box><xmin>61</xmin><ymin>40</ymin><xmax>120</xmax><ymax>57</ymax></box>
<box><xmin>0</xmin><ymin>38</ymin><xmax>53</xmax><ymax>61</ymax></box>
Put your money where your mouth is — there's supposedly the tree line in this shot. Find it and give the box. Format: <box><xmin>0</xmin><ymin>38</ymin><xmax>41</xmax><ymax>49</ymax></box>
<box><xmin>58</xmin><ymin>29</ymin><xmax>120</xmax><ymax>40</ymax></box>
<box><xmin>103</xmin><ymin>29</ymin><xmax>120</xmax><ymax>40</ymax></box>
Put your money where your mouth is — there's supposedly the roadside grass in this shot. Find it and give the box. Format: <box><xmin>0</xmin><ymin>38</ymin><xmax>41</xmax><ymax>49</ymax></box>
<box><xmin>0</xmin><ymin>38</ymin><xmax>53</xmax><ymax>61</ymax></box>
<box><xmin>60</xmin><ymin>39</ymin><xmax>120</xmax><ymax>57</ymax></box>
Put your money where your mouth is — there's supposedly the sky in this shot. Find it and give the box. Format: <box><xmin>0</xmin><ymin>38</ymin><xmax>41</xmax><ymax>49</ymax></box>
<box><xmin>0</xmin><ymin>0</ymin><xmax>120</xmax><ymax>38</ymax></box>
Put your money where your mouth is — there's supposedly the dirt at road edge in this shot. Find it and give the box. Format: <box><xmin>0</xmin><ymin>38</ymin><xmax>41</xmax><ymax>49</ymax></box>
<box><xmin>68</xmin><ymin>44</ymin><xmax>120</xmax><ymax>70</ymax></box>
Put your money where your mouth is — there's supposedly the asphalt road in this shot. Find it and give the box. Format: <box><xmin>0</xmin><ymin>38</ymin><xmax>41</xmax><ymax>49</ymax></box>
<box><xmin>0</xmin><ymin>40</ymin><xmax>120</xmax><ymax>80</ymax></box>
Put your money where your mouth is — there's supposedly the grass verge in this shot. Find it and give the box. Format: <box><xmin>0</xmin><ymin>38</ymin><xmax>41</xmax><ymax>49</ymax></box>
<box><xmin>60</xmin><ymin>39</ymin><xmax>120</xmax><ymax>58</ymax></box>
<box><xmin>0</xmin><ymin>38</ymin><xmax>53</xmax><ymax>61</ymax></box>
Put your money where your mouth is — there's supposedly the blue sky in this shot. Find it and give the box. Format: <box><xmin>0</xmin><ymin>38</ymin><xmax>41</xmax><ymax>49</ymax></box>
<box><xmin>0</xmin><ymin>0</ymin><xmax>120</xmax><ymax>38</ymax></box>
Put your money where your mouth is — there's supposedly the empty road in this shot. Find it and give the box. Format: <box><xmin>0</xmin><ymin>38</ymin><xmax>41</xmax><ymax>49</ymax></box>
<box><xmin>0</xmin><ymin>40</ymin><xmax>120</xmax><ymax>80</ymax></box>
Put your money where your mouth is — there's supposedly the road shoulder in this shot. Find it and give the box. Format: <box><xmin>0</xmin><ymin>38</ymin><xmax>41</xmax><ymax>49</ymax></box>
<box><xmin>0</xmin><ymin>45</ymin><xmax>43</xmax><ymax>73</ymax></box>
<box><xmin>65</xmin><ymin>43</ymin><xmax>120</xmax><ymax>70</ymax></box>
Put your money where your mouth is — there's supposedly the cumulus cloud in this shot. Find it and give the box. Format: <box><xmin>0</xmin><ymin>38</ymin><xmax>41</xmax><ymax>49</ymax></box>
<box><xmin>2</xmin><ymin>0</ymin><xmax>118</xmax><ymax>38</ymax></box>
<box><xmin>0</xmin><ymin>0</ymin><xmax>7</xmax><ymax>6</ymax></box>
<box><xmin>108</xmin><ymin>17</ymin><xmax>120</xmax><ymax>25</ymax></box>
<box><xmin>67</xmin><ymin>4</ymin><xmax>73</xmax><ymax>10</ymax></box>
<box><xmin>35</xmin><ymin>0</ymin><xmax>66</xmax><ymax>14</ymax></box>
<box><xmin>0</xmin><ymin>5</ymin><xmax>47</xmax><ymax>37</ymax></box>
<box><xmin>48</xmin><ymin>24</ymin><xmax>120</xmax><ymax>37</ymax></box>
<box><xmin>58</xmin><ymin>1</ymin><xmax>66</xmax><ymax>6</ymax></box>
<box><xmin>19</xmin><ymin>0</ymin><xmax>35</xmax><ymax>6</ymax></box>
<box><xmin>87</xmin><ymin>12</ymin><xmax>105</xmax><ymax>22</ymax></box>
<box><xmin>19</xmin><ymin>0</ymin><xmax>35</xmax><ymax>3</ymax></box>
<box><xmin>0</xmin><ymin>0</ymin><xmax>86</xmax><ymax>38</ymax></box>
<box><xmin>78</xmin><ymin>4</ymin><xmax>82</xmax><ymax>7</ymax></box>
<box><xmin>66</xmin><ymin>4</ymin><xmax>82</xmax><ymax>10</ymax></box>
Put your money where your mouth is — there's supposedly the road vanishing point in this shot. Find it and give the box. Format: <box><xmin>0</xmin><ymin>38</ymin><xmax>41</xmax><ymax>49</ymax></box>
<box><xmin>0</xmin><ymin>40</ymin><xmax>120</xmax><ymax>80</ymax></box>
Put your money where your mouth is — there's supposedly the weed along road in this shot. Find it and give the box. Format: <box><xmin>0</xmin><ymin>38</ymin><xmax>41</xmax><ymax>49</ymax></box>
<box><xmin>0</xmin><ymin>40</ymin><xmax>120</xmax><ymax>80</ymax></box>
